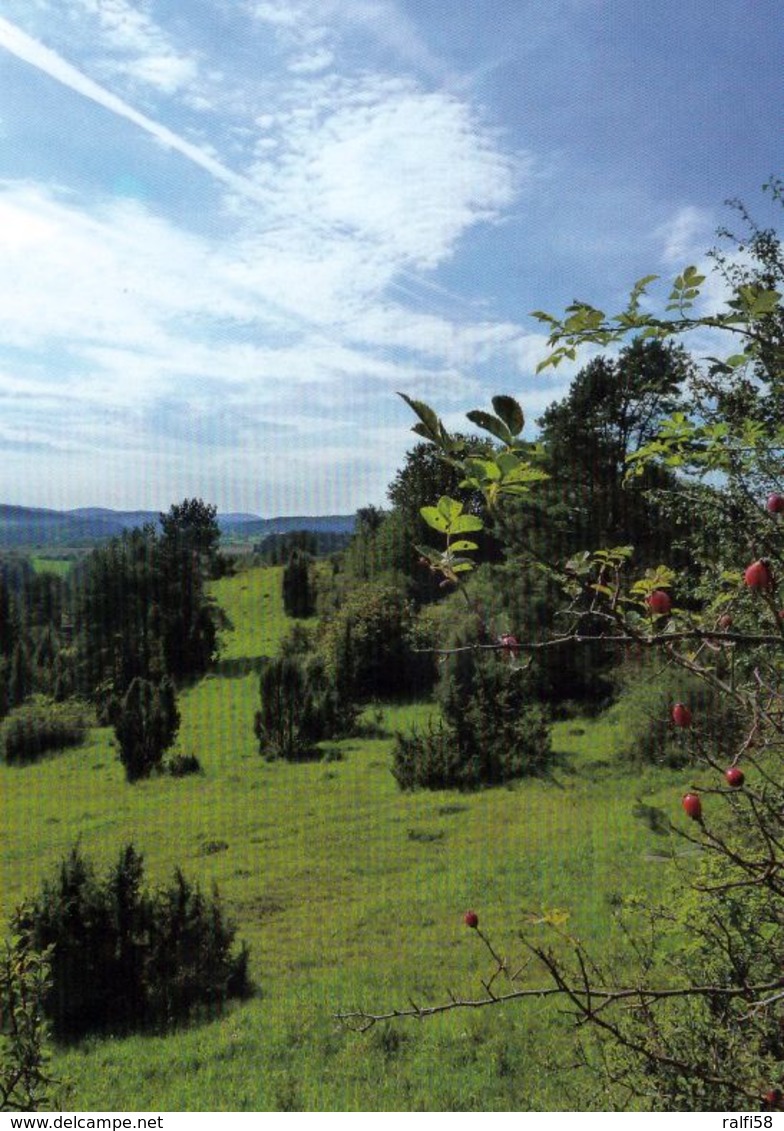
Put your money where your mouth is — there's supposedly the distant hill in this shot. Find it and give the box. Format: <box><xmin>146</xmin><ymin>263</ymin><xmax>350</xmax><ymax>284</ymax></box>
<box><xmin>0</xmin><ymin>505</ymin><xmax>355</xmax><ymax>549</ymax></box>
<box><xmin>224</xmin><ymin>514</ymin><xmax>357</xmax><ymax>540</ymax></box>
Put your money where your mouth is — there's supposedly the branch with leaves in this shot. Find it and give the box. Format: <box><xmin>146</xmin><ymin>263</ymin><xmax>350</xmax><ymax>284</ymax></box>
<box><xmin>350</xmin><ymin>216</ymin><xmax>784</xmax><ymax>1108</ymax></box>
<box><xmin>0</xmin><ymin>913</ymin><xmax>64</xmax><ymax>1113</ymax></box>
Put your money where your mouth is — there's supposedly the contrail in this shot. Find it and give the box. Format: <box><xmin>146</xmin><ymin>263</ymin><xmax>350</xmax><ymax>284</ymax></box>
<box><xmin>0</xmin><ymin>14</ymin><xmax>485</xmax><ymax>318</ymax></box>
<box><xmin>0</xmin><ymin>15</ymin><xmax>258</xmax><ymax>199</ymax></box>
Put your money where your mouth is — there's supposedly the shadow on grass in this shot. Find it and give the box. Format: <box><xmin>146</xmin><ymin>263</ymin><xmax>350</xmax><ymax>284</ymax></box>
<box><xmin>212</xmin><ymin>655</ymin><xmax>270</xmax><ymax>678</ymax></box>
<box><xmin>529</xmin><ymin>747</ymin><xmax>578</xmax><ymax>789</ymax></box>
<box><xmin>260</xmin><ymin>741</ymin><xmax>343</xmax><ymax>765</ymax></box>
<box><xmin>631</xmin><ymin>800</ymin><xmax>671</xmax><ymax>836</ymax></box>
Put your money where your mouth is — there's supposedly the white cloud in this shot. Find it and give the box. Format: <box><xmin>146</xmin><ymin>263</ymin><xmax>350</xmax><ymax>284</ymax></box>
<box><xmin>248</xmin><ymin>2</ymin><xmax>300</xmax><ymax>28</ymax></box>
<box><xmin>288</xmin><ymin>49</ymin><xmax>334</xmax><ymax>75</ymax></box>
<box><xmin>248</xmin><ymin>0</ymin><xmax>449</xmax><ymax>81</ymax></box>
<box><xmin>113</xmin><ymin>51</ymin><xmax>198</xmax><ymax>94</ymax></box>
<box><xmin>0</xmin><ymin>181</ymin><xmax>535</xmax><ymax>472</ymax></box>
<box><xmin>0</xmin><ymin>5</ymin><xmax>541</xmax><ymax>509</ymax></box>
<box><xmin>64</xmin><ymin>0</ymin><xmax>202</xmax><ymax>95</ymax></box>
<box><xmin>237</xmin><ymin>73</ymin><xmax>523</xmax><ymax>285</ymax></box>
<box><xmin>657</xmin><ymin>205</ymin><xmax>715</xmax><ymax>266</ymax></box>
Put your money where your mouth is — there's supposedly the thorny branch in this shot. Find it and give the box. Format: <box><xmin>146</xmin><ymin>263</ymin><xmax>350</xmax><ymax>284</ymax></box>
<box><xmin>336</xmin><ymin>927</ymin><xmax>783</xmax><ymax>1105</ymax></box>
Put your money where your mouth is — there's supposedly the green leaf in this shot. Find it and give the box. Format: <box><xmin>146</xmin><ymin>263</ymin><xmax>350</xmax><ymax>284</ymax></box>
<box><xmin>632</xmin><ymin>273</ymin><xmax>659</xmax><ymax>293</ymax></box>
<box><xmin>496</xmin><ymin>484</ymin><xmax>535</xmax><ymax>497</ymax></box>
<box><xmin>420</xmin><ymin>506</ymin><xmax>449</xmax><ymax>533</ymax></box>
<box><xmin>491</xmin><ymin>395</ymin><xmax>524</xmax><ymax>436</ymax></box>
<box><xmin>749</xmin><ymin>288</ymin><xmax>782</xmax><ymax>317</ymax></box>
<box><xmin>437</xmin><ymin>495</ymin><xmax>463</xmax><ymax>523</ymax></box>
<box><xmin>465</xmin><ymin>410</ymin><xmax>514</xmax><ymax>445</ymax></box>
<box><xmin>398</xmin><ymin>392</ymin><xmax>441</xmax><ymax>442</ymax></box>
<box><xmin>501</xmin><ymin>463</ymin><xmax>550</xmax><ymax>486</ymax></box>
<box><xmin>463</xmin><ymin>457</ymin><xmax>502</xmax><ymax>482</ymax></box>
<box><xmin>449</xmin><ymin>540</ymin><xmax>479</xmax><ymax>552</ymax></box>
<box><xmin>450</xmin><ymin>514</ymin><xmax>484</xmax><ymax>534</ymax></box>
<box><xmin>682</xmin><ymin>265</ymin><xmax>705</xmax><ymax>286</ymax></box>
<box><xmin>495</xmin><ymin>451</ymin><xmax>520</xmax><ymax>476</ymax></box>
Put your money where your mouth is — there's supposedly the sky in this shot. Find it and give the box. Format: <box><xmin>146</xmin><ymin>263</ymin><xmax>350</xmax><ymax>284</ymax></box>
<box><xmin>0</xmin><ymin>0</ymin><xmax>782</xmax><ymax>516</ymax></box>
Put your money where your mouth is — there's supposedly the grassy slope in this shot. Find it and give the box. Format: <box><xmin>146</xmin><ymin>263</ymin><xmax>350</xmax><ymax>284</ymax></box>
<box><xmin>0</xmin><ymin>565</ymin><xmax>689</xmax><ymax>1111</ymax></box>
<box><xmin>31</xmin><ymin>557</ymin><xmax>73</xmax><ymax>576</ymax></box>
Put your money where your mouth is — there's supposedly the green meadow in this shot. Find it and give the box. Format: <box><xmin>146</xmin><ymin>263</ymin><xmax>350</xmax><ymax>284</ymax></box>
<box><xmin>0</xmin><ymin>564</ymin><xmax>690</xmax><ymax>1111</ymax></box>
<box><xmin>31</xmin><ymin>557</ymin><xmax>73</xmax><ymax>576</ymax></box>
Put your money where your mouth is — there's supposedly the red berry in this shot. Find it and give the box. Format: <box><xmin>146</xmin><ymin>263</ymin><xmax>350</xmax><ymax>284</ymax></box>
<box><xmin>764</xmin><ymin>1088</ymin><xmax>782</xmax><ymax>1110</ymax></box>
<box><xmin>725</xmin><ymin>766</ymin><xmax>745</xmax><ymax>788</ymax></box>
<box><xmin>717</xmin><ymin>613</ymin><xmax>733</xmax><ymax>630</ymax></box>
<box><xmin>671</xmin><ymin>703</ymin><xmax>692</xmax><ymax>728</ymax></box>
<box><xmin>681</xmin><ymin>792</ymin><xmax>702</xmax><ymax>821</ymax></box>
<box><xmin>464</xmin><ymin>910</ymin><xmax>479</xmax><ymax>929</ymax></box>
<box><xmin>745</xmin><ymin>559</ymin><xmax>774</xmax><ymax>589</ymax></box>
<box><xmin>647</xmin><ymin>589</ymin><xmax>672</xmax><ymax>615</ymax></box>
<box><xmin>767</xmin><ymin>493</ymin><xmax>784</xmax><ymax>514</ymax></box>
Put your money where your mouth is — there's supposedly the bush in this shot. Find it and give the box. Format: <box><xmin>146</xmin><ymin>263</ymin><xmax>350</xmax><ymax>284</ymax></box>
<box><xmin>278</xmin><ymin>622</ymin><xmax>317</xmax><ymax>657</ymax></box>
<box><xmin>391</xmin><ymin>719</ymin><xmax>465</xmax><ymax>790</ymax></box>
<box><xmin>0</xmin><ymin>696</ymin><xmax>89</xmax><ymax>765</ymax></box>
<box><xmin>0</xmin><ymin>920</ymin><xmax>62</xmax><ymax>1111</ymax></box>
<box><xmin>282</xmin><ymin>549</ymin><xmax>316</xmax><ymax>618</ymax></box>
<box><xmin>610</xmin><ymin>655</ymin><xmax>745</xmax><ymax>767</ymax></box>
<box><xmin>255</xmin><ymin>654</ymin><xmax>356</xmax><ymax>760</ymax></box>
<box><xmin>392</xmin><ymin>642</ymin><xmax>552</xmax><ymax>790</ymax></box>
<box><xmin>452</xmin><ymin>560</ymin><xmax>616</xmax><ymax>715</ymax></box>
<box><xmin>597</xmin><ymin>852</ymin><xmax>784</xmax><ymax>1111</ymax></box>
<box><xmin>17</xmin><ymin>843</ymin><xmax>250</xmax><ymax>1040</ymax></box>
<box><xmin>167</xmin><ymin>752</ymin><xmax>202</xmax><ymax>777</ymax></box>
<box><xmin>320</xmin><ymin>581</ymin><xmax>437</xmax><ymax>701</ymax></box>
<box><xmin>114</xmin><ymin>676</ymin><xmax>180</xmax><ymax>782</ymax></box>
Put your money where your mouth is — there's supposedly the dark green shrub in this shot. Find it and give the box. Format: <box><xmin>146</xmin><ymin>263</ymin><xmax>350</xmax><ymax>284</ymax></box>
<box><xmin>143</xmin><ymin>868</ymin><xmax>249</xmax><ymax>1025</ymax></box>
<box><xmin>167</xmin><ymin>752</ymin><xmax>202</xmax><ymax>777</ymax></box>
<box><xmin>391</xmin><ymin>719</ymin><xmax>465</xmax><ymax>790</ymax></box>
<box><xmin>0</xmin><ymin>696</ymin><xmax>89</xmax><ymax>765</ymax></box>
<box><xmin>282</xmin><ymin>549</ymin><xmax>316</xmax><ymax>618</ymax></box>
<box><xmin>320</xmin><ymin>581</ymin><xmax>437</xmax><ymax>701</ymax></box>
<box><xmin>18</xmin><ymin>843</ymin><xmax>250</xmax><ymax>1040</ymax></box>
<box><xmin>278</xmin><ymin>621</ymin><xmax>317</xmax><ymax>657</ymax></box>
<box><xmin>7</xmin><ymin>641</ymin><xmax>31</xmax><ymax>710</ymax></box>
<box><xmin>451</xmin><ymin>560</ymin><xmax>616</xmax><ymax>715</ymax></box>
<box><xmin>392</xmin><ymin>643</ymin><xmax>552</xmax><ymax>790</ymax></box>
<box><xmin>255</xmin><ymin>654</ymin><xmax>356</xmax><ymax>760</ymax></box>
<box><xmin>114</xmin><ymin>676</ymin><xmax>180</xmax><ymax>782</ymax></box>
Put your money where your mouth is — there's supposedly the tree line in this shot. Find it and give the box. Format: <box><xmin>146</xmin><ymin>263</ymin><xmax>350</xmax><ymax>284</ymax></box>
<box><xmin>0</xmin><ymin>498</ymin><xmax>224</xmax><ymax>779</ymax></box>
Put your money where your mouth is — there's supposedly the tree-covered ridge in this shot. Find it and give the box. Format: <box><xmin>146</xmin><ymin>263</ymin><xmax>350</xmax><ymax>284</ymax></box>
<box><xmin>0</xmin><ymin>505</ymin><xmax>355</xmax><ymax>550</ymax></box>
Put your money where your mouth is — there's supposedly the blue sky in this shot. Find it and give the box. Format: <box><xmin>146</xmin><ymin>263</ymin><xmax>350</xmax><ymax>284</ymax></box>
<box><xmin>0</xmin><ymin>0</ymin><xmax>781</xmax><ymax>515</ymax></box>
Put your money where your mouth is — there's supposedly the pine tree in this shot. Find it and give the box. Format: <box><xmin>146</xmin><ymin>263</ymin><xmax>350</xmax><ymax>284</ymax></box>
<box><xmin>282</xmin><ymin>550</ymin><xmax>315</xmax><ymax>618</ymax></box>
<box><xmin>114</xmin><ymin>676</ymin><xmax>180</xmax><ymax>782</ymax></box>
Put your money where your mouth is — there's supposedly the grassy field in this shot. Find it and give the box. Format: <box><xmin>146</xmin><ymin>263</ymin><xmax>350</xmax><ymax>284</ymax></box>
<box><xmin>31</xmin><ymin>557</ymin><xmax>73</xmax><ymax>576</ymax></box>
<box><xmin>0</xmin><ymin>564</ymin><xmax>692</xmax><ymax>1111</ymax></box>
